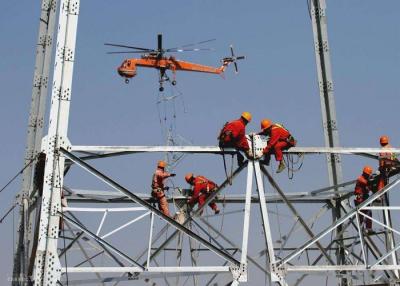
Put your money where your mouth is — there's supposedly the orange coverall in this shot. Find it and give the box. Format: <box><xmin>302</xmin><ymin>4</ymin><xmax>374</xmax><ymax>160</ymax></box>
<box><xmin>261</xmin><ymin>124</ymin><xmax>295</xmax><ymax>162</ymax></box>
<box><xmin>378</xmin><ymin>144</ymin><xmax>398</xmax><ymax>191</ymax></box>
<box><xmin>354</xmin><ymin>174</ymin><xmax>372</xmax><ymax>230</ymax></box>
<box><xmin>188</xmin><ymin>176</ymin><xmax>219</xmax><ymax>214</ymax></box>
<box><xmin>218</xmin><ymin>118</ymin><xmax>249</xmax><ymax>152</ymax></box>
<box><xmin>151</xmin><ymin>168</ymin><xmax>172</xmax><ymax>216</ymax></box>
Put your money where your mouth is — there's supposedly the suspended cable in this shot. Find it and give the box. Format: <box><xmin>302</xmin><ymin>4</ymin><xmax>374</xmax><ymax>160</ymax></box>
<box><xmin>0</xmin><ymin>202</ymin><xmax>17</xmax><ymax>223</ymax></box>
<box><xmin>0</xmin><ymin>155</ymin><xmax>38</xmax><ymax>195</ymax></box>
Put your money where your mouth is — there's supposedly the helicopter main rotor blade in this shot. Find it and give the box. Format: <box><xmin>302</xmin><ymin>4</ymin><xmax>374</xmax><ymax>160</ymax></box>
<box><xmin>106</xmin><ymin>51</ymin><xmax>154</xmax><ymax>54</ymax></box>
<box><xmin>230</xmin><ymin>45</ymin><xmax>235</xmax><ymax>57</ymax></box>
<box><xmin>166</xmin><ymin>48</ymin><xmax>215</xmax><ymax>52</ymax></box>
<box><xmin>104</xmin><ymin>43</ymin><xmax>152</xmax><ymax>51</ymax></box>
<box><xmin>234</xmin><ymin>62</ymin><xmax>239</xmax><ymax>73</ymax></box>
<box><xmin>236</xmin><ymin>56</ymin><xmax>245</xmax><ymax>60</ymax></box>
<box><xmin>157</xmin><ymin>34</ymin><xmax>162</xmax><ymax>52</ymax></box>
<box><xmin>167</xmin><ymin>38</ymin><xmax>216</xmax><ymax>50</ymax></box>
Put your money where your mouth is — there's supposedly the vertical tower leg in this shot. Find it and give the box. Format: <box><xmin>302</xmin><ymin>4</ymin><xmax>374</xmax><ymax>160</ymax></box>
<box><xmin>310</xmin><ymin>1</ymin><xmax>347</xmax><ymax>284</ymax></box>
<box><xmin>13</xmin><ymin>0</ymin><xmax>58</xmax><ymax>284</ymax></box>
<box><xmin>231</xmin><ymin>162</ymin><xmax>253</xmax><ymax>284</ymax></box>
<box><xmin>32</xmin><ymin>0</ymin><xmax>80</xmax><ymax>285</ymax></box>
<box><xmin>253</xmin><ymin>161</ymin><xmax>286</xmax><ymax>285</ymax></box>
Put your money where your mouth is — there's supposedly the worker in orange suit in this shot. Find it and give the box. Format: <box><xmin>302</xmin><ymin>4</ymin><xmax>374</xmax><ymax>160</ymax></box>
<box><xmin>377</xmin><ymin>135</ymin><xmax>398</xmax><ymax>193</ymax></box>
<box><xmin>218</xmin><ymin>112</ymin><xmax>252</xmax><ymax>165</ymax></box>
<box><xmin>185</xmin><ymin>173</ymin><xmax>220</xmax><ymax>215</ymax></box>
<box><xmin>354</xmin><ymin>166</ymin><xmax>373</xmax><ymax>233</ymax></box>
<box><xmin>258</xmin><ymin>119</ymin><xmax>296</xmax><ymax>173</ymax></box>
<box><xmin>151</xmin><ymin>160</ymin><xmax>175</xmax><ymax>217</ymax></box>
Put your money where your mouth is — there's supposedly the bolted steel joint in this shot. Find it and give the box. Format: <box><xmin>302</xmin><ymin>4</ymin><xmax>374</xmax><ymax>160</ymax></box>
<box><xmin>230</xmin><ymin>263</ymin><xmax>247</xmax><ymax>282</ymax></box>
<box><xmin>63</xmin><ymin>47</ymin><xmax>74</xmax><ymax>62</ymax></box>
<box><xmin>68</xmin><ymin>0</ymin><xmax>80</xmax><ymax>15</ymax></box>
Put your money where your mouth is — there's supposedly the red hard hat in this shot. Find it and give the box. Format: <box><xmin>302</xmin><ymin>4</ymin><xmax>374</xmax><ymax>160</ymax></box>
<box><xmin>362</xmin><ymin>165</ymin><xmax>373</xmax><ymax>176</ymax></box>
<box><xmin>260</xmin><ymin>119</ymin><xmax>272</xmax><ymax>130</ymax></box>
<box><xmin>380</xmin><ymin>135</ymin><xmax>389</xmax><ymax>145</ymax></box>
<box><xmin>185</xmin><ymin>173</ymin><xmax>194</xmax><ymax>183</ymax></box>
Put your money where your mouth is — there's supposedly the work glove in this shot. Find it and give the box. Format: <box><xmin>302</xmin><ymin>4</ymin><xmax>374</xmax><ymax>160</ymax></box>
<box><xmin>170</xmin><ymin>173</ymin><xmax>176</xmax><ymax>177</ymax></box>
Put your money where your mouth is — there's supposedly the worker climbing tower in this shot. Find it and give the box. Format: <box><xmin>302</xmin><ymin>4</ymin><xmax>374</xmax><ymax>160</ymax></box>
<box><xmin>8</xmin><ymin>1</ymin><xmax>400</xmax><ymax>286</ymax></box>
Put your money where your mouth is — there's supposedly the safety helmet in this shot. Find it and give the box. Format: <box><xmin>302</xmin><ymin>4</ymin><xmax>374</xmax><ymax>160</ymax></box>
<box><xmin>157</xmin><ymin>160</ymin><xmax>167</xmax><ymax>168</ymax></box>
<box><xmin>185</xmin><ymin>173</ymin><xmax>194</xmax><ymax>183</ymax></box>
<box><xmin>241</xmin><ymin>111</ymin><xmax>252</xmax><ymax>122</ymax></box>
<box><xmin>362</xmin><ymin>165</ymin><xmax>373</xmax><ymax>176</ymax></box>
<box><xmin>260</xmin><ymin>119</ymin><xmax>272</xmax><ymax>130</ymax></box>
<box><xmin>380</xmin><ymin>135</ymin><xmax>389</xmax><ymax>146</ymax></box>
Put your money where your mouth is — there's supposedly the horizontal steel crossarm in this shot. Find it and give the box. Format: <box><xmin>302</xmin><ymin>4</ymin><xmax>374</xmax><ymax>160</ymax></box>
<box><xmin>62</xmin><ymin>266</ymin><xmax>230</xmax><ymax>273</ymax></box>
<box><xmin>71</xmin><ymin>145</ymin><xmax>400</xmax><ymax>155</ymax></box>
<box><xmin>71</xmin><ymin>145</ymin><xmax>236</xmax><ymax>154</ymax></box>
<box><xmin>60</xmin><ymin>148</ymin><xmax>240</xmax><ymax>266</ymax></box>
<box><xmin>66</xmin><ymin>190</ymin><xmax>351</xmax><ymax>203</ymax></box>
<box><xmin>278</xmin><ymin>176</ymin><xmax>400</xmax><ymax>266</ymax></box>
<box><xmin>60</xmin><ymin>212</ymin><xmax>145</xmax><ymax>270</ymax></box>
<box><xmin>363</xmin><ymin>206</ymin><xmax>400</xmax><ymax>211</ymax></box>
<box><xmin>288</xmin><ymin>147</ymin><xmax>400</xmax><ymax>154</ymax></box>
<box><xmin>287</xmin><ymin>265</ymin><xmax>400</xmax><ymax>272</ymax></box>
<box><xmin>64</xmin><ymin>207</ymin><xmax>147</xmax><ymax>212</ymax></box>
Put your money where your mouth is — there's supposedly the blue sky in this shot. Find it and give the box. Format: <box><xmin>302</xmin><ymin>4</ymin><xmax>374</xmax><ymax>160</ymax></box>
<box><xmin>0</xmin><ymin>1</ymin><xmax>399</xmax><ymax>285</ymax></box>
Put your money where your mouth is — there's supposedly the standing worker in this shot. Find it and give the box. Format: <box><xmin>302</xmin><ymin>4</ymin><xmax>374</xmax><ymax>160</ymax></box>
<box><xmin>258</xmin><ymin>119</ymin><xmax>296</xmax><ymax>173</ymax></box>
<box><xmin>218</xmin><ymin>112</ymin><xmax>253</xmax><ymax>165</ymax></box>
<box><xmin>185</xmin><ymin>173</ymin><xmax>220</xmax><ymax>215</ymax></box>
<box><xmin>354</xmin><ymin>166</ymin><xmax>374</xmax><ymax>233</ymax></box>
<box><xmin>151</xmin><ymin>160</ymin><xmax>176</xmax><ymax>217</ymax></box>
<box><xmin>377</xmin><ymin>135</ymin><xmax>398</xmax><ymax>192</ymax></box>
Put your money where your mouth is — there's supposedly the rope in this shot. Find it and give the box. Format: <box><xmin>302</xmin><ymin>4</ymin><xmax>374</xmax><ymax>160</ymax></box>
<box><xmin>0</xmin><ymin>155</ymin><xmax>38</xmax><ymax>195</ymax></box>
<box><xmin>0</xmin><ymin>202</ymin><xmax>17</xmax><ymax>223</ymax></box>
<box><xmin>221</xmin><ymin>152</ymin><xmax>233</xmax><ymax>185</ymax></box>
<box><xmin>283</xmin><ymin>152</ymin><xmax>304</xmax><ymax>179</ymax></box>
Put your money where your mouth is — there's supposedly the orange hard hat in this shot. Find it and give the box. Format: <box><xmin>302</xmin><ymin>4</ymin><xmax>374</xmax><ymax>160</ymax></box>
<box><xmin>185</xmin><ymin>173</ymin><xmax>194</xmax><ymax>183</ymax></box>
<box><xmin>362</xmin><ymin>165</ymin><xmax>373</xmax><ymax>176</ymax></box>
<box><xmin>157</xmin><ymin>160</ymin><xmax>167</xmax><ymax>168</ymax></box>
<box><xmin>380</xmin><ymin>135</ymin><xmax>389</xmax><ymax>145</ymax></box>
<box><xmin>241</xmin><ymin>111</ymin><xmax>252</xmax><ymax>122</ymax></box>
<box><xmin>260</xmin><ymin>119</ymin><xmax>272</xmax><ymax>130</ymax></box>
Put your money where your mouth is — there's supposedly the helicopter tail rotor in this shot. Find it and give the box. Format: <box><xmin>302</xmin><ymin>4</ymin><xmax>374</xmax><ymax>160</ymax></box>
<box><xmin>222</xmin><ymin>45</ymin><xmax>245</xmax><ymax>73</ymax></box>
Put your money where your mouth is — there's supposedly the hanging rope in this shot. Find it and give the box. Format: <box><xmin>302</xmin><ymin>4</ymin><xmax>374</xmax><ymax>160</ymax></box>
<box><xmin>283</xmin><ymin>152</ymin><xmax>304</xmax><ymax>179</ymax></box>
<box><xmin>0</xmin><ymin>154</ymin><xmax>38</xmax><ymax>195</ymax></box>
<box><xmin>0</xmin><ymin>202</ymin><xmax>17</xmax><ymax>223</ymax></box>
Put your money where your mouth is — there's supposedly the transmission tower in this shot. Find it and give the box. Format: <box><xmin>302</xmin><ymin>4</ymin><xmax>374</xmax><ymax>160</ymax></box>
<box><xmin>11</xmin><ymin>1</ymin><xmax>400</xmax><ymax>286</ymax></box>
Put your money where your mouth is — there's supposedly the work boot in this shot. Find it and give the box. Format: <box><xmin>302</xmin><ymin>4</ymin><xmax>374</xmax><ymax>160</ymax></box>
<box><xmin>237</xmin><ymin>153</ymin><xmax>245</xmax><ymax>167</ymax></box>
<box><xmin>364</xmin><ymin>229</ymin><xmax>375</xmax><ymax>235</ymax></box>
<box><xmin>214</xmin><ymin>209</ymin><xmax>220</xmax><ymax>215</ymax></box>
<box><xmin>276</xmin><ymin>161</ymin><xmax>286</xmax><ymax>173</ymax></box>
<box><xmin>260</xmin><ymin>155</ymin><xmax>271</xmax><ymax>166</ymax></box>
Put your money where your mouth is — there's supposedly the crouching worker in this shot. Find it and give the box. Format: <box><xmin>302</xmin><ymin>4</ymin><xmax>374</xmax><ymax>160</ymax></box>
<box><xmin>354</xmin><ymin>166</ymin><xmax>373</xmax><ymax>234</ymax></box>
<box><xmin>151</xmin><ymin>160</ymin><xmax>176</xmax><ymax>217</ymax></box>
<box><xmin>258</xmin><ymin>119</ymin><xmax>296</xmax><ymax>173</ymax></box>
<box><xmin>218</xmin><ymin>112</ymin><xmax>253</xmax><ymax>165</ymax></box>
<box><xmin>185</xmin><ymin>173</ymin><xmax>220</xmax><ymax>215</ymax></box>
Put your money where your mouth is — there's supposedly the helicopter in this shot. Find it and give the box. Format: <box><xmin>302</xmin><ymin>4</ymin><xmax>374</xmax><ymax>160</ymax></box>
<box><xmin>105</xmin><ymin>34</ymin><xmax>245</xmax><ymax>91</ymax></box>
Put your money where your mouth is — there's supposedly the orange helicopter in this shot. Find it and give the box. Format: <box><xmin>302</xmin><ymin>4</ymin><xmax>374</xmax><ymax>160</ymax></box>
<box><xmin>105</xmin><ymin>34</ymin><xmax>244</xmax><ymax>91</ymax></box>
